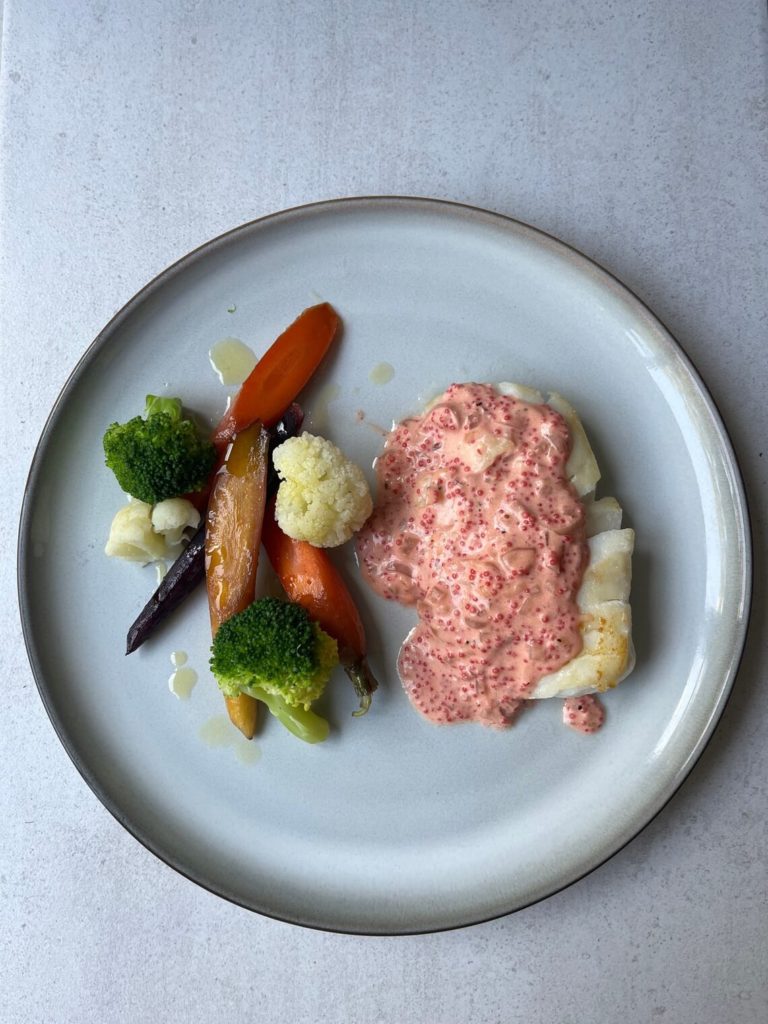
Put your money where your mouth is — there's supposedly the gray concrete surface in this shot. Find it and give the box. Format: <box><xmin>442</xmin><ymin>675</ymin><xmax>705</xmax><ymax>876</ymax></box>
<box><xmin>2</xmin><ymin>1</ymin><xmax>766</xmax><ymax>1021</ymax></box>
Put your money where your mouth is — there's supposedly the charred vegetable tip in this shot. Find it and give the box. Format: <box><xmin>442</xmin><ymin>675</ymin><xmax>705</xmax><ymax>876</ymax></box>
<box><xmin>345</xmin><ymin>657</ymin><xmax>379</xmax><ymax>717</ymax></box>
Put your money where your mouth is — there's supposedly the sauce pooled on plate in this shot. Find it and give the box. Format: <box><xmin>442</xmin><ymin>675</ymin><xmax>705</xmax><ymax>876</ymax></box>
<box><xmin>357</xmin><ymin>383</ymin><xmax>589</xmax><ymax>727</ymax></box>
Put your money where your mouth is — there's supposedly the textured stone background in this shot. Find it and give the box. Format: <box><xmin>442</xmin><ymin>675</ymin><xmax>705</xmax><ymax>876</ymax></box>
<box><xmin>2</xmin><ymin>1</ymin><xmax>766</xmax><ymax>1021</ymax></box>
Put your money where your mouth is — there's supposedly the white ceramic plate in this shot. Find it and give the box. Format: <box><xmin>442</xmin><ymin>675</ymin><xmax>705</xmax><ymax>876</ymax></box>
<box><xmin>19</xmin><ymin>198</ymin><xmax>751</xmax><ymax>934</ymax></box>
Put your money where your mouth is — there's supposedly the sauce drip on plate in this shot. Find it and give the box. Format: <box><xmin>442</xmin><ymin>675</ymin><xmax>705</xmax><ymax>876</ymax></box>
<box><xmin>357</xmin><ymin>383</ymin><xmax>589</xmax><ymax>727</ymax></box>
<box><xmin>563</xmin><ymin>694</ymin><xmax>605</xmax><ymax>733</ymax></box>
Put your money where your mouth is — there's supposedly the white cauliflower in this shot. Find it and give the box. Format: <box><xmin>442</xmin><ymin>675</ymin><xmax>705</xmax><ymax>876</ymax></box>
<box><xmin>105</xmin><ymin>497</ymin><xmax>200</xmax><ymax>563</ymax></box>
<box><xmin>150</xmin><ymin>497</ymin><xmax>201</xmax><ymax>551</ymax></box>
<box><xmin>273</xmin><ymin>433</ymin><xmax>373</xmax><ymax>547</ymax></box>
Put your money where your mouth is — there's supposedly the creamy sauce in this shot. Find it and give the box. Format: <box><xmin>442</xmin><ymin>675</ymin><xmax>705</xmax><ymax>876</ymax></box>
<box><xmin>369</xmin><ymin>361</ymin><xmax>395</xmax><ymax>385</ymax></box>
<box><xmin>357</xmin><ymin>383</ymin><xmax>588</xmax><ymax>727</ymax></box>
<box><xmin>208</xmin><ymin>338</ymin><xmax>258</xmax><ymax>385</ymax></box>
<box><xmin>563</xmin><ymin>694</ymin><xmax>605</xmax><ymax>733</ymax></box>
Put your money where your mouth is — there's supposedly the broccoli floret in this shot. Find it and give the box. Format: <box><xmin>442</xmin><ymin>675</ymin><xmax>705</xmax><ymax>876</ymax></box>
<box><xmin>103</xmin><ymin>395</ymin><xmax>216</xmax><ymax>504</ymax></box>
<box><xmin>210</xmin><ymin>597</ymin><xmax>338</xmax><ymax>743</ymax></box>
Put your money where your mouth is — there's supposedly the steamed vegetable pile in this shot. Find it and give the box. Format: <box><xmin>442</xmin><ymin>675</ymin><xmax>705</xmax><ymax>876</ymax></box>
<box><xmin>102</xmin><ymin>303</ymin><xmax>377</xmax><ymax>743</ymax></box>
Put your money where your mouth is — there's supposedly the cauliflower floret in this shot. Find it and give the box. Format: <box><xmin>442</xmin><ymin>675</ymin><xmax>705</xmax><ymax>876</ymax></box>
<box><xmin>105</xmin><ymin>499</ymin><xmax>167</xmax><ymax>562</ymax></box>
<box><xmin>150</xmin><ymin>497</ymin><xmax>201</xmax><ymax>551</ymax></box>
<box><xmin>273</xmin><ymin>433</ymin><xmax>373</xmax><ymax>547</ymax></box>
<box><xmin>105</xmin><ymin>497</ymin><xmax>199</xmax><ymax>563</ymax></box>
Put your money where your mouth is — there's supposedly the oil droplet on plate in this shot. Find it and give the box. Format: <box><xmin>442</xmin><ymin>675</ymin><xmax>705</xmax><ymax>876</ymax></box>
<box><xmin>198</xmin><ymin>715</ymin><xmax>234</xmax><ymax>746</ymax></box>
<box><xmin>369</xmin><ymin>362</ymin><xmax>395</xmax><ymax>385</ymax></box>
<box><xmin>170</xmin><ymin>650</ymin><xmax>188</xmax><ymax>668</ymax></box>
<box><xmin>199</xmin><ymin>715</ymin><xmax>262</xmax><ymax>764</ymax></box>
<box><xmin>209</xmin><ymin>338</ymin><xmax>258</xmax><ymax>386</ymax></box>
<box><xmin>168</xmin><ymin>666</ymin><xmax>197</xmax><ymax>700</ymax></box>
<box><xmin>155</xmin><ymin>561</ymin><xmax>168</xmax><ymax>585</ymax></box>
<box><xmin>308</xmin><ymin>381</ymin><xmax>340</xmax><ymax>433</ymax></box>
<box><xmin>235</xmin><ymin>741</ymin><xmax>262</xmax><ymax>765</ymax></box>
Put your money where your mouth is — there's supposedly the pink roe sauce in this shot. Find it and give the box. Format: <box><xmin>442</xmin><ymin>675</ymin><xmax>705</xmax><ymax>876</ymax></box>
<box><xmin>356</xmin><ymin>383</ymin><xmax>589</xmax><ymax>727</ymax></box>
<box><xmin>563</xmin><ymin>695</ymin><xmax>605</xmax><ymax>733</ymax></box>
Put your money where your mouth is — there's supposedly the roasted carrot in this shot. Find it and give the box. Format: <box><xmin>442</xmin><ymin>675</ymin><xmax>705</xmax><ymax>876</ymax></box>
<box><xmin>261</xmin><ymin>499</ymin><xmax>378</xmax><ymax>715</ymax></box>
<box><xmin>206</xmin><ymin>421</ymin><xmax>270</xmax><ymax>738</ymax></box>
<box><xmin>212</xmin><ymin>303</ymin><xmax>339</xmax><ymax>453</ymax></box>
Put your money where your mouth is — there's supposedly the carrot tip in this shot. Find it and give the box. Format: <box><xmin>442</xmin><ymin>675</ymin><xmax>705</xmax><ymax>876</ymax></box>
<box><xmin>344</xmin><ymin>658</ymin><xmax>378</xmax><ymax>717</ymax></box>
<box><xmin>352</xmin><ymin>691</ymin><xmax>372</xmax><ymax>718</ymax></box>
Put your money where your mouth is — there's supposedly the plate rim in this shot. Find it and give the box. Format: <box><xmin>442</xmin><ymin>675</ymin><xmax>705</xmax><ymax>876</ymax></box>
<box><xmin>17</xmin><ymin>195</ymin><xmax>753</xmax><ymax>935</ymax></box>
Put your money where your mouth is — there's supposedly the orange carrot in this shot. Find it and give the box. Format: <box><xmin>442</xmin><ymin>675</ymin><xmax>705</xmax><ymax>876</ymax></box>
<box><xmin>261</xmin><ymin>499</ymin><xmax>378</xmax><ymax>714</ymax></box>
<box><xmin>186</xmin><ymin>305</ymin><xmax>337</xmax><ymax>510</ymax></box>
<box><xmin>212</xmin><ymin>303</ymin><xmax>339</xmax><ymax>453</ymax></box>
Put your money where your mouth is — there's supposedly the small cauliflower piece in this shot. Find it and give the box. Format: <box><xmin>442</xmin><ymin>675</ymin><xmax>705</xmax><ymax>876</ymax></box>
<box><xmin>273</xmin><ymin>433</ymin><xmax>373</xmax><ymax>548</ymax></box>
<box><xmin>106</xmin><ymin>497</ymin><xmax>200</xmax><ymax>563</ymax></box>
<box><xmin>105</xmin><ymin>499</ymin><xmax>168</xmax><ymax>562</ymax></box>
<box><xmin>151</xmin><ymin>497</ymin><xmax>200</xmax><ymax>552</ymax></box>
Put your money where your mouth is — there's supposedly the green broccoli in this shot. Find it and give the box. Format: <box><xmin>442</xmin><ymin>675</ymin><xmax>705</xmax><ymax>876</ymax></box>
<box><xmin>210</xmin><ymin>597</ymin><xmax>339</xmax><ymax>744</ymax></box>
<box><xmin>103</xmin><ymin>395</ymin><xmax>216</xmax><ymax>504</ymax></box>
